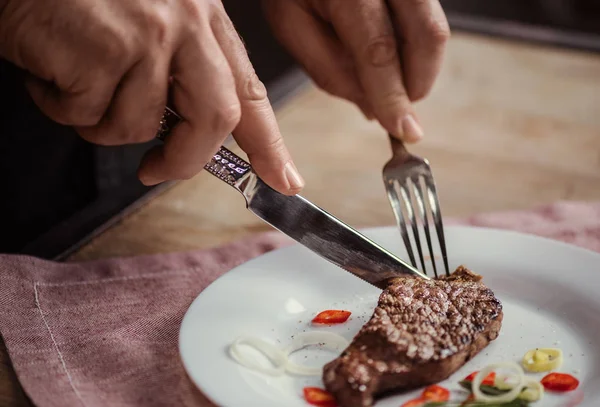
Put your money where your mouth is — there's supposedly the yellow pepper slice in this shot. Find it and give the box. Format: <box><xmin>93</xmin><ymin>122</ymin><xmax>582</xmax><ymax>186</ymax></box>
<box><xmin>522</xmin><ymin>348</ymin><xmax>563</xmax><ymax>373</ymax></box>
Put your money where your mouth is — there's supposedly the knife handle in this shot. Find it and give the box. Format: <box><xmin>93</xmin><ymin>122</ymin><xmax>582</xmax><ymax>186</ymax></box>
<box><xmin>156</xmin><ymin>107</ymin><xmax>252</xmax><ymax>187</ymax></box>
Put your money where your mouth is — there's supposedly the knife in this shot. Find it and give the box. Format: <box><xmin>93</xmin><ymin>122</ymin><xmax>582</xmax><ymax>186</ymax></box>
<box><xmin>156</xmin><ymin>108</ymin><xmax>429</xmax><ymax>289</ymax></box>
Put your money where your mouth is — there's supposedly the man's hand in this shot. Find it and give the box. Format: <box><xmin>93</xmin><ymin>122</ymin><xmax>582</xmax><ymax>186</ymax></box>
<box><xmin>262</xmin><ymin>0</ymin><xmax>450</xmax><ymax>143</ymax></box>
<box><xmin>0</xmin><ymin>0</ymin><xmax>304</xmax><ymax>194</ymax></box>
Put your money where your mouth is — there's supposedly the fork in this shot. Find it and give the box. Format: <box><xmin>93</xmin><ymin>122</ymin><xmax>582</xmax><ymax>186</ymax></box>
<box><xmin>382</xmin><ymin>134</ymin><xmax>450</xmax><ymax>278</ymax></box>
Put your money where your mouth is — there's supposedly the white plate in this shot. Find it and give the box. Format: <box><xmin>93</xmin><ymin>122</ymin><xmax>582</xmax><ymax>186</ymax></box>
<box><xmin>179</xmin><ymin>226</ymin><xmax>600</xmax><ymax>407</ymax></box>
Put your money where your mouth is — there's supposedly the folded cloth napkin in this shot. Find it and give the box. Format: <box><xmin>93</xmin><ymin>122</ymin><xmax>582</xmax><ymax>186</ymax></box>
<box><xmin>0</xmin><ymin>200</ymin><xmax>599</xmax><ymax>407</ymax></box>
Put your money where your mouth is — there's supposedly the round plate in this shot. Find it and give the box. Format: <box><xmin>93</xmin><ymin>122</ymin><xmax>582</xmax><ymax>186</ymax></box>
<box><xmin>179</xmin><ymin>226</ymin><xmax>600</xmax><ymax>406</ymax></box>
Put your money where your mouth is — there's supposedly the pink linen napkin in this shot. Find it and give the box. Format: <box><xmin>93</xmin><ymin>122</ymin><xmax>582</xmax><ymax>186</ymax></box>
<box><xmin>0</xmin><ymin>200</ymin><xmax>599</xmax><ymax>407</ymax></box>
<box><xmin>451</xmin><ymin>200</ymin><xmax>600</xmax><ymax>252</ymax></box>
<box><xmin>0</xmin><ymin>233</ymin><xmax>291</xmax><ymax>407</ymax></box>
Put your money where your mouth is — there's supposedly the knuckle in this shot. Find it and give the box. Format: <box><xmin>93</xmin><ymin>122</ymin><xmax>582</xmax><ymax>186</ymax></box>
<box><xmin>264</xmin><ymin>136</ymin><xmax>286</xmax><ymax>156</ymax></box>
<box><xmin>422</xmin><ymin>19</ymin><xmax>451</xmax><ymax>48</ymax></box>
<box><xmin>145</xmin><ymin>9</ymin><xmax>173</xmax><ymax>48</ymax></box>
<box><xmin>239</xmin><ymin>70</ymin><xmax>268</xmax><ymax>102</ymax></box>
<box><xmin>211</xmin><ymin>100</ymin><xmax>241</xmax><ymax>132</ymax></box>
<box><xmin>180</xmin><ymin>0</ymin><xmax>208</xmax><ymax>23</ymax></box>
<box><xmin>207</xmin><ymin>0</ymin><xmax>232</xmax><ymax>32</ymax></box>
<box><xmin>102</xmin><ymin>34</ymin><xmax>130</xmax><ymax>62</ymax></box>
<box><xmin>364</xmin><ymin>34</ymin><xmax>399</xmax><ymax>68</ymax></box>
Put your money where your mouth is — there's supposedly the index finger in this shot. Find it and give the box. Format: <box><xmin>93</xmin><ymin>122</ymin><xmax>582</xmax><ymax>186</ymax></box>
<box><xmin>211</xmin><ymin>9</ymin><xmax>305</xmax><ymax>195</ymax></box>
<box><xmin>325</xmin><ymin>0</ymin><xmax>423</xmax><ymax>142</ymax></box>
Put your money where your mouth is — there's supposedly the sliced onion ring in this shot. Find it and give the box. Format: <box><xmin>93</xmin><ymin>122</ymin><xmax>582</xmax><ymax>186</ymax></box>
<box><xmin>229</xmin><ymin>336</ymin><xmax>287</xmax><ymax>376</ymax></box>
<box><xmin>284</xmin><ymin>332</ymin><xmax>349</xmax><ymax>376</ymax></box>
<box><xmin>472</xmin><ymin>362</ymin><xmax>525</xmax><ymax>403</ymax></box>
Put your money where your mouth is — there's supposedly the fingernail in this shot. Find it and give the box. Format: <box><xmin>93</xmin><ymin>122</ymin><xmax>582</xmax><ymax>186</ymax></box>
<box><xmin>284</xmin><ymin>162</ymin><xmax>305</xmax><ymax>191</ymax></box>
<box><xmin>401</xmin><ymin>114</ymin><xmax>424</xmax><ymax>142</ymax></box>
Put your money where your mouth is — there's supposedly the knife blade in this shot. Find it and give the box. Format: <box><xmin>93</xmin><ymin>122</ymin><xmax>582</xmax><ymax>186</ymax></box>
<box><xmin>246</xmin><ymin>178</ymin><xmax>429</xmax><ymax>287</ymax></box>
<box><xmin>156</xmin><ymin>108</ymin><xmax>429</xmax><ymax>288</ymax></box>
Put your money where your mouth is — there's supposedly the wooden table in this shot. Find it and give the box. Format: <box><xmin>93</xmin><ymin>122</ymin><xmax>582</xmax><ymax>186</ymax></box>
<box><xmin>2</xmin><ymin>32</ymin><xmax>600</xmax><ymax>406</ymax></box>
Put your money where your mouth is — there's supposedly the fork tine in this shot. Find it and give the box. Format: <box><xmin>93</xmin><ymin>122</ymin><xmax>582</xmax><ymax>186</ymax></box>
<box><xmin>424</xmin><ymin>176</ymin><xmax>450</xmax><ymax>276</ymax></box>
<box><xmin>412</xmin><ymin>176</ymin><xmax>438</xmax><ymax>278</ymax></box>
<box><xmin>385</xmin><ymin>180</ymin><xmax>418</xmax><ymax>269</ymax></box>
<box><xmin>401</xmin><ymin>182</ymin><xmax>427</xmax><ymax>274</ymax></box>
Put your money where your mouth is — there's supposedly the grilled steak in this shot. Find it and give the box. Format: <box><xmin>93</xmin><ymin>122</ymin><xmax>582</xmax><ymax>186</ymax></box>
<box><xmin>322</xmin><ymin>266</ymin><xmax>503</xmax><ymax>407</ymax></box>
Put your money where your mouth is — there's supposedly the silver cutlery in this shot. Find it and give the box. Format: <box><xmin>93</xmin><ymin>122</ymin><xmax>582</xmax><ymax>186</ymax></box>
<box><xmin>382</xmin><ymin>134</ymin><xmax>450</xmax><ymax>278</ymax></box>
<box><xmin>156</xmin><ymin>108</ymin><xmax>429</xmax><ymax>288</ymax></box>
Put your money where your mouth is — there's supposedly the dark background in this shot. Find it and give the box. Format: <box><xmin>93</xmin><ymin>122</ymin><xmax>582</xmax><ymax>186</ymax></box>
<box><xmin>1</xmin><ymin>0</ymin><xmax>598</xmax><ymax>259</ymax></box>
<box><xmin>443</xmin><ymin>0</ymin><xmax>600</xmax><ymax>52</ymax></box>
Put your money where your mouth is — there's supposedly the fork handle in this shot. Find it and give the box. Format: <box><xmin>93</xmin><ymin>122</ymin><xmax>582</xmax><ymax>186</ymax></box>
<box><xmin>156</xmin><ymin>107</ymin><xmax>252</xmax><ymax>187</ymax></box>
<box><xmin>388</xmin><ymin>133</ymin><xmax>411</xmax><ymax>159</ymax></box>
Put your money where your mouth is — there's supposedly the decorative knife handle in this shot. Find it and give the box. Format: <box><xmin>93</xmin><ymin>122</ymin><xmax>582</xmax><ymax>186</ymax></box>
<box><xmin>156</xmin><ymin>107</ymin><xmax>252</xmax><ymax>186</ymax></box>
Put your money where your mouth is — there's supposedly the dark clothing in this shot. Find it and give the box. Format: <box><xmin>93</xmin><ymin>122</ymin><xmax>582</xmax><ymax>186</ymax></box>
<box><xmin>0</xmin><ymin>61</ymin><xmax>95</xmax><ymax>254</ymax></box>
<box><xmin>0</xmin><ymin>61</ymin><xmax>157</xmax><ymax>258</ymax></box>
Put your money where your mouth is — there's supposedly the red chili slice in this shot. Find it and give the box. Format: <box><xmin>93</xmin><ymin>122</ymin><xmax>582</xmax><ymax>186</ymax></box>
<box><xmin>421</xmin><ymin>384</ymin><xmax>450</xmax><ymax>402</ymax></box>
<box><xmin>541</xmin><ymin>373</ymin><xmax>580</xmax><ymax>392</ymax></box>
<box><xmin>303</xmin><ymin>387</ymin><xmax>337</xmax><ymax>407</ymax></box>
<box><xmin>400</xmin><ymin>398</ymin><xmax>426</xmax><ymax>407</ymax></box>
<box><xmin>464</xmin><ymin>371</ymin><xmax>496</xmax><ymax>386</ymax></box>
<box><xmin>311</xmin><ymin>310</ymin><xmax>351</xmax><ymax>324</ymax></box>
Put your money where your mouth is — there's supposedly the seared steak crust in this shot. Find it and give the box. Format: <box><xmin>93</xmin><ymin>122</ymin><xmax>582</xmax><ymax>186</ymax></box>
<box><xmin>322</xmin><ymin>266</ymin><xmax>503</xmax><ymax>407</ymax></box>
